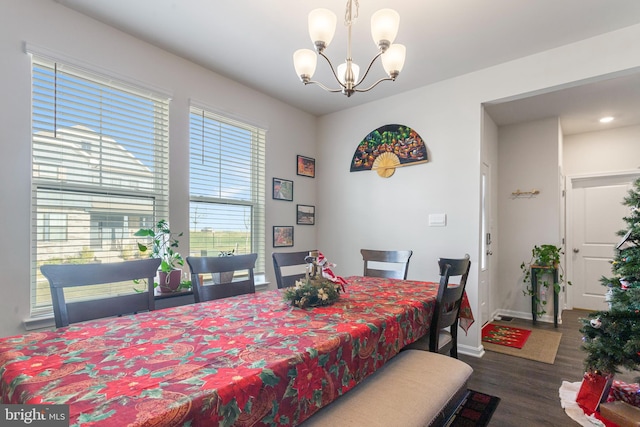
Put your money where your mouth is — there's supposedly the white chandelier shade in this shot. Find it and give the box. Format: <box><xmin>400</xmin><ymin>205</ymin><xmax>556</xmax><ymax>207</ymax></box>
<box><xmin>308</xmin><ymin>8</ymin><xmax>337</xmax><ymax>49</ymax></box>
<box><xmin>381</xmin><ymin>44</ymin><xmax>406</xmax><ymax>76</ymax></box>
<box><xmin>370</xmin><ymin>9</ymin><xmax>400</xmax><ymax>48</ymax></box>
<box><xmin>293</xmin><ymin>49</ymin><xmax>317</xmax><ymax>80</ymax></box>
<box><xmin>293</xmin><ymin>0</ymin><xmax>406</xmax><ymax>97</ymax></box>
<box><xmin>337</xmin><ymin>62</ymin><xmax>360</xmax><ymax>85</ymax></box>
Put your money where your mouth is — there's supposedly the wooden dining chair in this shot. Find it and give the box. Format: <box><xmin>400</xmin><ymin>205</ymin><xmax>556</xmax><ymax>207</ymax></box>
<box><xmin>186</xmin><ymin>253</ymin><xmax>258</xmax><ymax>302</ymax></box>
<box><xmin>405</xmin><ymin>255</ymin><xmax>471</xmax><ymax>358</ymax></box>
<box><xmin>272</xmin><ymin>250</ymin><xmax>315</xmax><ymax>289</ymax></box>
<box><xmin>41</xmin><ymin>258</ymin><xmax>161</xmax><ymax>328</ymax></box>
<box><xmin>360</xmin><ymin>249</ymin><xmax>413</xmax><ymax>279</ymax></box>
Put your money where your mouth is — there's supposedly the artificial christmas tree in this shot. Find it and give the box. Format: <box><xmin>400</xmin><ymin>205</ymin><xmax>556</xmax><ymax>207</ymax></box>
<box><xmin>581</xmin><ymin>177</ymin><xmax>640</xmax><ymax>375</ymax></box>
<box><xmin>579</xmin><ymin>177</ymin><xmax>640</xmax><ymax>415</ymax></box>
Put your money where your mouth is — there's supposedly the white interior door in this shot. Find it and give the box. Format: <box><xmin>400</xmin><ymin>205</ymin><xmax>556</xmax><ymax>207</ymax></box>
<box><xmin>568</xmin><ymin>174</ymin><xmax>638</xmax><ymax>311</ymax></box>
<box><xmin>479</xmin><ymin>163</ymin><xmax>491</xmax><ymax>325</ymax></box>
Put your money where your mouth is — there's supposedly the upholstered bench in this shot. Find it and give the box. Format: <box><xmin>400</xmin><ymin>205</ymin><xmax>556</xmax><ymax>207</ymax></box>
<box><xmin>302</xmin><ymin>349</ymin><xmax>473</xmax><ymax>426</ymax></box>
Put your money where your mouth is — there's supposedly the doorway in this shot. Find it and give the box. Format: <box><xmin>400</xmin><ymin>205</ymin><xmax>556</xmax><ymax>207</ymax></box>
<box><xmin>566</xmin><ymin>172</ymin><xmax>640</xmax><ymax>311</ymax></box>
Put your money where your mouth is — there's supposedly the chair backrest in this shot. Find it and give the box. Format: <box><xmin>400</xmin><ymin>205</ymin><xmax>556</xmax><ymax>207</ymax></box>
<box><xmin>272</xmin><ymin>250</ymin><xmax>315</xmax><ymax>289</ymax></box>
<box><xmin>360</xmin><ymin>249</ymin><xmax>413</xmax><ymax>279</ymax></box>
<box><xmin>186</xmin><ymin>253</ymin><xmax>258</xmax><ymax>302</ymax></box>
<box><xmin>430</xmin><ymin>255</ymin><xmax>472</xmax><ymax>346</ymax></box>
<box><xmin>41</xmin><ymin>258</ymin><xmax>161</xmax><ymax>328</ymax></box>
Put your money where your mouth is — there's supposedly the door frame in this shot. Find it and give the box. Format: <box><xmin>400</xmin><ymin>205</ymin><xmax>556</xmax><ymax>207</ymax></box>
<box><xmin>565</xmin><ymin>170</ymin><xmax>640</xmax><ymax>309</ymax></box>
<box><xmin>479</xmin><ymin>162</ymin><xmax>492</xmax><ymax>327</ymax></box>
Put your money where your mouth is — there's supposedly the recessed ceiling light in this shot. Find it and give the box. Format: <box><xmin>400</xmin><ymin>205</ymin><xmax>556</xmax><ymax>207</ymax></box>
<box><xmin>599</xmin><ymin>116</ymin><xmax>614</xmax><ymax>123</ymax></box>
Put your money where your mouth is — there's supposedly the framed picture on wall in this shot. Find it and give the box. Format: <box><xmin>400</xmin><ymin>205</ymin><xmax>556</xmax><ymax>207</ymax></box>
<box><xmin>273</xmin><ymin>226</ymin><xmax>294</xmax><ymax>247</ymax></box>
<box><xmin>296</xmin><ymin>204</ymin><xmax>315</xmax><ymax>225</ymax></box>
<box><xmin>273</xmin><ymin>177</ymin><xmax>293</xmax><ymax>201</ymax></box>
<box><xmin>297</xmin><ymin>155</ymin><xmax>315</xmax><ymax>178</ymax></box>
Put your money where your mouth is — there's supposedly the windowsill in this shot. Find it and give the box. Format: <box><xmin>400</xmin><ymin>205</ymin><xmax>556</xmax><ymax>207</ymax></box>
<box><xmin>24</xmin><ymin>314</ymin><xmax>55</xmax><ymax>331</ymax></box>
<box><xmin>154</xmin><ymin>289</ymin><xmax>194</xmax><ymax>299</ymax></box>
<box><xmin>24</xmin><ymin>277</ymin><xmax>271</xmax><ymax>331</ymax></box>
<box><xmin>155</xmin><ymin>277</ymin><xmax>269</xmax><ymax>297</ymax></box>
<box><xmin>255</xmin><ymin>281</ymin><xmax>269</xmax><ymax>291</ymax></box>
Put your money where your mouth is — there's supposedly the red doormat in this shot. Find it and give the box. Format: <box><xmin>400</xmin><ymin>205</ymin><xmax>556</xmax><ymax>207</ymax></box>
<box><xmin>481</xmin><ymin>323</ymin><xmax>531</xmax><ymax>349</ymax></box>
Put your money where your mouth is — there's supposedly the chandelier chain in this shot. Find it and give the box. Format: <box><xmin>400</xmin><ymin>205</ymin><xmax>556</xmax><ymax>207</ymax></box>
<box><xmin>294</xmin><ymin>1</ymin><xmax>404</xmax><ymax>97</ymax></box>
<box><xmin>345</xmin><ymin>0</ymin><xmax>359</xmax><ymax>26</ymax></box>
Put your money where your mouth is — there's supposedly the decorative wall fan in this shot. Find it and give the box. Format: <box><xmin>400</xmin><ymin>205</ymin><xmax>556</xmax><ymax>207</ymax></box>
<box><xmin>372</xmin><ymin>152</ymin><xmax>400</xmax><ymax>178</ymax></box>
<box><xmin>350</xmin><ymin>124</ymin><xmax>428</xmax><ymax>178</ymax></box>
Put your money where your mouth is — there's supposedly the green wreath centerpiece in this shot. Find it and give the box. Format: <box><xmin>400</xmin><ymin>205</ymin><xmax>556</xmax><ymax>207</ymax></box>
<box><xmin>283</xmin><ymin>276</ymin><xmax>342</xmax><ymax>308</ymax></box>
<box><xmin>283</xmin><ymin>251</ymin><xmax>346</xmax><ymax>308</ymax></box>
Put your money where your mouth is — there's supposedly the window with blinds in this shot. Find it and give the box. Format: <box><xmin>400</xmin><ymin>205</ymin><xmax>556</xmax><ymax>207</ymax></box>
<box><xmin>189</xmin><ymin>107</ymin><xmax>266</xmax><ymax>275</ymax></box>
<box><xmin>31</xmin><ymin>54</ymin><xmax>170</xmax><ymax>315</ymax></box>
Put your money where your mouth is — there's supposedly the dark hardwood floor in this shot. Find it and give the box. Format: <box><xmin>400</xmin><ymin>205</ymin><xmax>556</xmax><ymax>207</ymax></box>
<box><xmin>458</xmin><ymin>309</ymin><xmax>635</xmax><ymax>426</ymax></box>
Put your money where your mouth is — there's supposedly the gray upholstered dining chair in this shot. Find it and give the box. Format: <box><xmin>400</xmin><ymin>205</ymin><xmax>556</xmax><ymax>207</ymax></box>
<box><xmin>272</xmin><ymin>250</ymin><xmax>316</xmax><ymax>289</ymax></box>
<box><xmin>360</xmin><ymin>249</ymin><xmax>413</xmax><ymax>279</ymax></box>
<box><xmin>405</xmin><ymin>255</ymin><xmax>471</xmax><ymax>358</ymax></box>
<box><xmin>186</xmin><ymin>253</ymin><xmax>258</xmax><ymax>302</ymax></box>
<box><xmin>41</xmin><ymin>258</ymin><xmax>161</xmax><ymax>328</ymax></box>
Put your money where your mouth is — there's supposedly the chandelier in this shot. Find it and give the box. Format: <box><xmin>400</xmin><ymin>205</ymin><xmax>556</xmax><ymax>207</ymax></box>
<box><xmin>293</xmin><ymin>0</ymin><xmax>406</xmax><ymax>97</ymax></box>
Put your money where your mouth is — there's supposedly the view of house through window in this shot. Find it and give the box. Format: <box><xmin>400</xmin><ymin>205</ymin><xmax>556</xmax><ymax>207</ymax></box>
<box><xmin>30</xmin><ymin>54</ymin><xmax>169</xmax><ymax>315</ymax></box>
<box><xmin>189</xmin><ymin>107</ymin><xmax>266</xmax><ymax>276</ymax></box>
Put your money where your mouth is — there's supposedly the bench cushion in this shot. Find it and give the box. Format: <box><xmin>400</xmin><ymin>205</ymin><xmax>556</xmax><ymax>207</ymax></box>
<box><xmin>302</xmin><ymin>349</ymin><xmax>473</xmax><ymax>426</ymax></box>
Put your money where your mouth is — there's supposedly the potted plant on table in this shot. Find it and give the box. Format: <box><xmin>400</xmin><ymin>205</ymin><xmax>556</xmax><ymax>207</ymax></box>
<box><xmin>135</xmin><ymin>219</ymin><xmax>185</xmax><ymax>293</ymax></box>
<box><xmin>520</xmin><ymin>244</ymin><xmax>571</xmax><ymax>316</ymax></box>
<box><xmin>213</xmin><ymin>247</ymin><xmax>236</xmax><ymax>284</ymax></box>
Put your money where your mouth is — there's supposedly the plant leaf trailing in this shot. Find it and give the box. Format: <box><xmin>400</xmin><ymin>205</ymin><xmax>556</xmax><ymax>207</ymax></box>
<box><xmin>521</xmin><ymin>244</ymin><xmax>572</xmax><ymax>316</ymax></box>
<box><xmin>132</xmin><ymin>219</ymin><xmax>189</xmax><ymax>293</ymax></box>
<box><xmin>134</xmin><ymin>219</ymin><xmax>184</xmax><ymax>273</ymax></box>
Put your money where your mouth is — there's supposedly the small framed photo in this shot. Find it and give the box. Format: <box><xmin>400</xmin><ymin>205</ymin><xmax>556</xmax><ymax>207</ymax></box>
<box><xmin>273</xmin><ymin>177</ymin><xmax>293</xmax><ymax>201</ymax></box>
<box><xmin>297</xmin><ymin>155</ymin><xmax>315</xmax><ymax>178</ymax></box>
<box><xmin>273</xmin><ymin>226</ymin><xmax>294</xmax><ymax>247</ymax></box>
<box><xmin>296</xmin><ymin>204</ymin><xmax>315</xmax><ymax>225</ymax></box>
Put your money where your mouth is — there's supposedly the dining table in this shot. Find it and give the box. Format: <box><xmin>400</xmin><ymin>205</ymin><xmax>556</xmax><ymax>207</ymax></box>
<box><xmin>0</xmin><ymin>276</ymin><xmax>443</xmax><ymax>426</ymax></box>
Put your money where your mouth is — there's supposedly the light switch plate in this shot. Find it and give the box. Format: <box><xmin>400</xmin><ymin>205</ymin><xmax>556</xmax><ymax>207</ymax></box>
<box><xmin>428</xmin><ymin>213</ymin><xmax>447</xmax><ymax>227</ymax></box>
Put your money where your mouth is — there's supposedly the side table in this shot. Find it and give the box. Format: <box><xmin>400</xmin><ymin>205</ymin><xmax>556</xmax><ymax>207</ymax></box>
<box><xmin>531</xmin><ymin>265</ymin><xmax>559</xmax><ymax>327</ymax></box>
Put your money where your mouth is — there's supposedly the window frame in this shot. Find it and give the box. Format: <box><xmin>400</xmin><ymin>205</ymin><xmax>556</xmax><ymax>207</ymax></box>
<box><xmin>188</xmin><ymin>105</ymin><xmax>266</xmax><ymax>276</ymax></box>
<box><xmin>29</xmin><ymin>52</ymin><xmax>170</xmax><ymax>316</ymax></box>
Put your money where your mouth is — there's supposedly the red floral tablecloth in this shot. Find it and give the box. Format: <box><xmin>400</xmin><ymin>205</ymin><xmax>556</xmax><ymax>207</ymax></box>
<box><xmin>459</xmin><ymin>292</ymin><xmax>474</xmax><ymax>334</ymax></box>
<box><xmin>0</xmin><ymin>276</ymin><xmax>437</xmax><ymax>426</ymax></box>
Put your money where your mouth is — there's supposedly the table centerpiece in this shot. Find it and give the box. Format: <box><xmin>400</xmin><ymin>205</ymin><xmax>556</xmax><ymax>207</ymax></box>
<box><xmin>283</xmin><ymin>251</ymin><xmax>347</xmax><ymax>308</ymax></box>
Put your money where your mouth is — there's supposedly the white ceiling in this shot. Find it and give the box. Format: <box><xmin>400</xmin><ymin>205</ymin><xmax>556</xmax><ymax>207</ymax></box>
<box><xmin>485</xmin><ymin>71</ymin><xmax>640</xmax><ymax>135</ymax></box>
<box><xmin>56</xmin><ymin>0</ymin><xmax>640</xmax><ymax>133</ymax></box>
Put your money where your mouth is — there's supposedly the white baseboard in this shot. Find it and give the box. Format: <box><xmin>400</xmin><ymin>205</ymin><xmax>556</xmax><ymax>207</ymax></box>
<box><xmin>458</xmin><ymin>344</ymin><xmax>485</xmax><ymax>358</ymax></box>
<box><xmin>490</xmin><ymin>309</ymin><xmax>563</xmax><ymax>325</ymax></box>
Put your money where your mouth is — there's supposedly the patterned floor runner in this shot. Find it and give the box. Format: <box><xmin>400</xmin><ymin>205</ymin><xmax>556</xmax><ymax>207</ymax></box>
<box><xmin>446</xmin><ymin>389</ymin><xmax>500</xmax><ymax>427</ymax></box>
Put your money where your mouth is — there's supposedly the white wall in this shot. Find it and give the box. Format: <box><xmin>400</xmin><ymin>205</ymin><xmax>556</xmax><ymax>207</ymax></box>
<box><xmin>316</xmin><ymin>25</ymin><xmax>640</xmax><ymax>356</ymax></box>
<box><xmin>497</xmin><ymin>118</ymin><xmax>562</xmax><ymax>320</ymax></box>
<box><xmin>0</xmin><ymin>0</ymin><xmax>317</xmax><ymax>337</ymax></box>
<box><xmin>564</xmin><ymin>125</ymin><xmax>640</xmax><ymax>176</ymax></box>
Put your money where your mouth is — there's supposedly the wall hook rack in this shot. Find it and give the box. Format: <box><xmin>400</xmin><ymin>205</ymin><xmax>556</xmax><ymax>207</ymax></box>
<box><xmin>512</xmin><ymin>189</ymin><xmax>540</xmax><ymax>198</ymax></box>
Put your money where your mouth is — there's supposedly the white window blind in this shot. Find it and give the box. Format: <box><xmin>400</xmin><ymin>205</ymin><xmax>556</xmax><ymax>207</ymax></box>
<box><xmin>189</xmin><ymin>107</ymin><xmax>266</xmax><ymax>275</ymax></box>
<box><xmin>31</xmin><ymin>55</ymin><xmax>170</xmax><ymax>315</ymax></box>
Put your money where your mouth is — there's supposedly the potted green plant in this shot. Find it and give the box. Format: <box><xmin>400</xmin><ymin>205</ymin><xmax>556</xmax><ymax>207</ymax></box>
<box><xmin>520</xmin><ymin>244</ymin><xmax>571</xmax><ymax>316</ymax></box>
<box><xmin>135</xmin><ymin>219</ymin><xmax>185</xmax><ymax>293</ymax></box>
